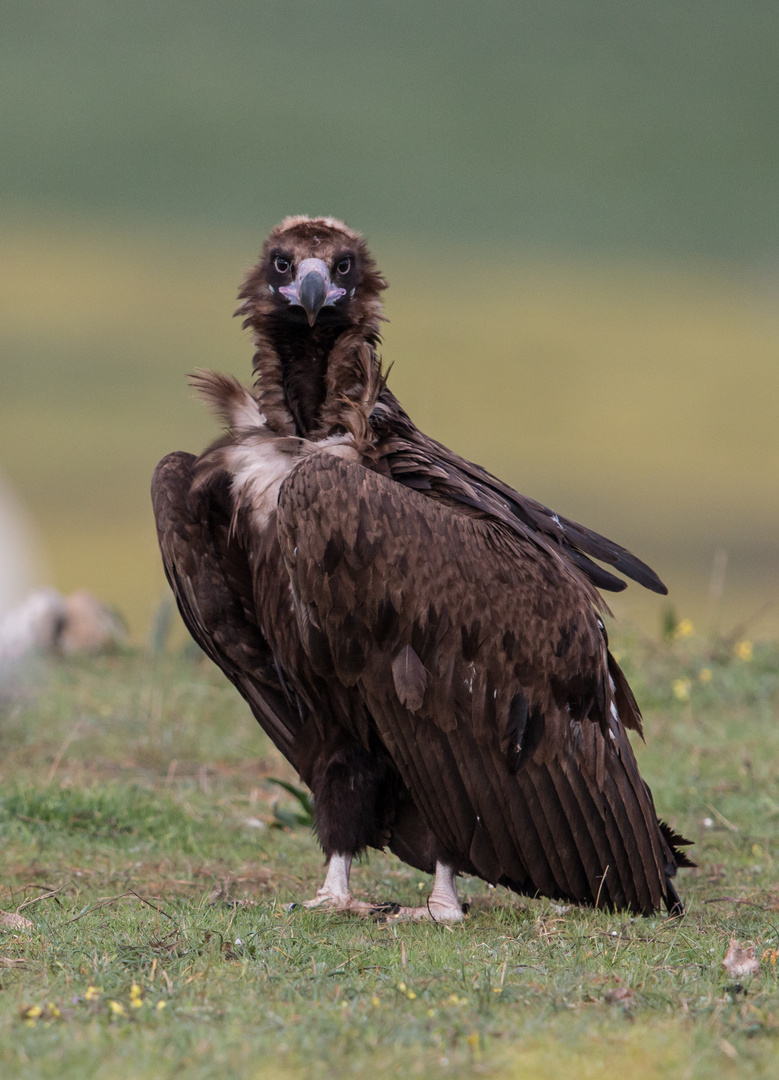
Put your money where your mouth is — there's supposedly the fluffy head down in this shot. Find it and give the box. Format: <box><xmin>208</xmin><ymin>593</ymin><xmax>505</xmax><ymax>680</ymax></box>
<box><xmin>236</xmin><ymin>215</ymin><xmax>387</xmax><ymax>346</ymax></box>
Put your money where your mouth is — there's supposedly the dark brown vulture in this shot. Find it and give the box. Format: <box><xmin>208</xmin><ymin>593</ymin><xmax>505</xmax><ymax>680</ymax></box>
<box><xmin>152</xmin><ymin>216</ymin><xmax>691</xmax><ymax>920</ymax></box>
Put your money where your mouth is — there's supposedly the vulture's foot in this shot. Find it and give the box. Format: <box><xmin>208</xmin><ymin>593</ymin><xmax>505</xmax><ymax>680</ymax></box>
<box><xmin>289</xmin><ymin>856</ymin><xmax>465</xmax><ymax>922</ymax></box>
<box><xmin>376</xmin><ymin>861</ymin><xmax>465</xmax><ymax>923</ymax></box>
<box><xmin>296</xmin><ymin>892</ymin><xmax>396</xmax><ymax>918</ymax></box>
<box><xmin>288</xmin><ymin>854</ymin><xmax>398</xmax><ymax>917</ymax></box>
<box><xmin>378</xmin><ymin>899</ymin><xmax>466</xmax><ymax>923</ymax></box>
<box><xmin>300</xmin><ymin>884</ymin><xmax>347</xmax><ymax>910</ymax></box>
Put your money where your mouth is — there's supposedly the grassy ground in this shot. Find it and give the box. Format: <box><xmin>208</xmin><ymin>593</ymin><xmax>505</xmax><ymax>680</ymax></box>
<box><xmin>0</xmin><ymin>628</ymin><xmax>777</xmax><ymax>1078</ymax></box>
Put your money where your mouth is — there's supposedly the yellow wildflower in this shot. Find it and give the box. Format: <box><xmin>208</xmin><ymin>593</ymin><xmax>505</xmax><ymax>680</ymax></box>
<box><xmin>155</xmin><ymin>1000</ymin><xmax>167</xmax><ymax>1011</ymax></box>
<box><xmin>47</xmin><ymin>1003</ymin><xmax>60</xmax><ymax>1018</ymax></box>
<box><xmin>672</xmin><ymin>678</ymin><xmax>691</xmax><ymax>702</ymax></box>
<box><xmin>22</xmin><ymin>1005</ymin><xmax>42</xmax><ymax>1019</ymax></box>
<box><xmin>426</xmin><ymin>1008</ymin><xmax>437</xmax><ymax>1017</ymax></box>
<box><xmin>371</xmin><ymin>996</ymin><xmax>380</xmax><ymax>1008</ymax></box>
<box><xmin>397</xmin><ymin>981</ymin><xmax>406</xmax><ymax>992</ymax></box>
<box><xmin>492</xmin><ymin>987</ymin><xmax>503</xmax><ymax>994</ymax></box>
<box><xmin>698</xmin><ymin>668</ymin><xmax>712</xmax><ymax>683</ymax></box>
<box><xmin>674</xmin><ymin>618</ymin><xmax>694</xmax><ymax>640</ymax></box>
<box><xmin>407</xmin><ymin>990</ymin><xmax>417</xmax><ymax>1000</ymax></box>
<box><xmin>466</xmin><ymin>1032</ymin><xmax>481</xmax><ymax>1053</ymax></box>
<box><xmin>735</xmin><ymin>640</ymin><xmax>753</xmax><ymax>662</ymax></box>
<box><xmin>108</xmin><ymin>1000</ymin><xmax>125</xmax><ymax>1016</ymax></box>
<box><xmin>84</xmin><ymin>986</ymin><xmax>102</xmax><ymax>1002</ymax></box>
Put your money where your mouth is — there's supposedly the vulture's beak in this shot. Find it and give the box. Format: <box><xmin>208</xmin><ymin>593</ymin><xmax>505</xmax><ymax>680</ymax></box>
<box><xmin>279</xmin><ymin>258</ymin><xmax>346</xmax><ymax>326</ymax></box>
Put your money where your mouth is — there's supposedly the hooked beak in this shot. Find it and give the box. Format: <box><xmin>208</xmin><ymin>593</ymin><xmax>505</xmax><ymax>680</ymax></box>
<box><xmin>278</xmin><ymin>258</ymin><xmax>347</xmax><ymax>326</ymax></box>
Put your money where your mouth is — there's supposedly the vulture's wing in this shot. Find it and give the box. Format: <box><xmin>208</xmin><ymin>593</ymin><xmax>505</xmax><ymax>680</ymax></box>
<box><xmin>375</xmin><ymin>394</ymin><xmax>667</xmax><ymax>595</ymax></box>
<box><xmin>278</xmin><ymin>453</ymin><xmax>684</xmax><ymax>913</ymax></box>
<box><xmin>152</xmin><ymin>451</ymin><xmax>301</xmax><ymax>763</ymax></box>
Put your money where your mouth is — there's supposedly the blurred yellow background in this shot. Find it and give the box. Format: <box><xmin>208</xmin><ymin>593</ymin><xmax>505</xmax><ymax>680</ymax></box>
<box><xmin>1</xmin><ymin>3</ymin><xmax>777</xmax><ymax>641</ymax></box>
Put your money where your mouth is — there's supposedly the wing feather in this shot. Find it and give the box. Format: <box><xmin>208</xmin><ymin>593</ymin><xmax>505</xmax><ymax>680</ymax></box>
<box><xmin>278</xmin><ymin>453</ymin><xmax>682</xmax><ymax>912</ymax></box>
<box><xmin>152</xmin><ymin>451</ymin><xmax>301</xmax><ymax>763</ymax></box>
<box><xmin>374</xmin><ymin>395</ymin><xmax>668</xmax><ymax>596</ymax></box>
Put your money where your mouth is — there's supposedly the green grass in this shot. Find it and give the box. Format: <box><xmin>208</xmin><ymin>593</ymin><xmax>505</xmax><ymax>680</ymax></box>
<box><xmin>0</xmin><ymin>635</ymin><xmax>777</xmax><ymax>1078</ymax></box>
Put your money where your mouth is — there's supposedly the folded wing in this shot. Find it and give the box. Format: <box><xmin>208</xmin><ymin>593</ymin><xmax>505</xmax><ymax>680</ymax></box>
<box><xmin>152</xmin><ymin>451</ymin><xmax>301</xmax><ymax>763</ymax></box>
<box><xmin>278</xmin><ymin>453</ymin><xmax>683</xmax><ymax>913</ymax></box>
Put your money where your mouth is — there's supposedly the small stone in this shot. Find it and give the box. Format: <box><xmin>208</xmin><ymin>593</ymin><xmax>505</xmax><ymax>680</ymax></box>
<box><xmin>0</xmin><ymin>911</ymin><xmax>34</xmax><ymax>931</ymax></box>
<box><xmin>722</xmin><ymin>938</ymin><xmax>760</xmax><ymax>979</ymax></box>
<box><xmin>243</xmin><ymin>817</ymin><xmax>267</xmax><ymax>830</ymax></box>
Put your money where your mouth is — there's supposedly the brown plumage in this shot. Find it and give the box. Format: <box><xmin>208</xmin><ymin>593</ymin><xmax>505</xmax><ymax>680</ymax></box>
<box><xmin>152</xmin><ymin>215</ymin><xmax>691</xmax><ymax>919</ymax></box>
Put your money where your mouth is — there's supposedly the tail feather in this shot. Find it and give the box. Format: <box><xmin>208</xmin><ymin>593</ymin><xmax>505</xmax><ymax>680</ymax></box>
<box><xmin>659</xmin><ymin>819</ymin><xmax>696</xmax><ymax>869</ymax></box>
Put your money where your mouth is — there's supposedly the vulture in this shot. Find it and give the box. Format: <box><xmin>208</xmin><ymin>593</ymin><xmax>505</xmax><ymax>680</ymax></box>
<box><xmin>152</xmin><ymin>215</ymin><xmax>691</xmax><ymax>920</ymax></box>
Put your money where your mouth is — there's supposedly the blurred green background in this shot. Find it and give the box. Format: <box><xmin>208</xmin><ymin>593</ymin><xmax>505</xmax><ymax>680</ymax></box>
<box><xmin>1</xmin><ymin>1</ymin><xmax>777</xmax><ymax>640</ymax></box>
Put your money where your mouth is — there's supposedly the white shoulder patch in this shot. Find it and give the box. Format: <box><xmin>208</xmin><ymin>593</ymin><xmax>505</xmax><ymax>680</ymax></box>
<box><xmin>224</xmin><ymin>427</ymin><xmax>360</xmax><ymax>533</ymax></box>
<box><xmin>226</xmin><ymin>435</ymin><xmax>295</xmax><ymax>533</ymax></box>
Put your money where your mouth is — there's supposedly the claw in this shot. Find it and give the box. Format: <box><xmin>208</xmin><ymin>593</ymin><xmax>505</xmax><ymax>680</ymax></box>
<box><xmin>369</xmin><ymin>902</ymin><xmax>402</xmax><ymax>920</ymax></box>
<box><xmin>290</xmin><ymin>893</ymin><xmax>399</xmax><ymax>918</ymax></box>
<box><xmin>376</xmin><ymin>901</ymin><xmax>466</xmax><ymax>924</ymax></box>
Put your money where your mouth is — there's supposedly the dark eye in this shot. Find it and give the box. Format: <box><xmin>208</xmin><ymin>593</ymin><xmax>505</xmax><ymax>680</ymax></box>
<box><xmin>274</xmin><ymin>256</ymin><xmax>290</xmax><ymax>274</ymax></box>
<box><xmin>336</xmin><ymin>257</ymin><xmax>351</xmax><ymax>275</ymax></box>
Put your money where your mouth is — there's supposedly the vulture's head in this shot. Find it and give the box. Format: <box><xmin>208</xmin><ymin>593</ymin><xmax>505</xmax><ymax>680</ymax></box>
<box><xmin>237</xmin><ymin>216</ymin><xmax>387</xmax><ymax>346</ymax></box>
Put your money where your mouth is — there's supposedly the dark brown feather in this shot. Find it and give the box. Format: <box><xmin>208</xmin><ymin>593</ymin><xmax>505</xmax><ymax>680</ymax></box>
<box><xmin>392</xmin><ymin>645</ymin><xmax>428</xmax><ymax>712</ymax></box>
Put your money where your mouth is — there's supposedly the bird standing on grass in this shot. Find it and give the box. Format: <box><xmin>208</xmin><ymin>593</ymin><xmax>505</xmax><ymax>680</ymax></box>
<box><xmin>152</xmin><ymin>216</ymin><xmax>691</xmax><ymax>920</ymax></box>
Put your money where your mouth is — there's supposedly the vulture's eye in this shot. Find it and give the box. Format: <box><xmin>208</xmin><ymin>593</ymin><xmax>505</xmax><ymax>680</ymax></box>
<box><xmin>274</xmin><ymin>256</ymin><xmax>290</xmax><ymax>274</ymax></box>
<box><xmin>336</xmin><ymin>257</ymin><xmax>351</xmax><ymax>275</ymax></box>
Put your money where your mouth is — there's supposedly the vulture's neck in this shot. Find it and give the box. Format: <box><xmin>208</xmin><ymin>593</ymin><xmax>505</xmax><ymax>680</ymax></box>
<box><xmin>274</xmin><ymin>321</ymin><xmax>342</xmax><ymax>436</ymax></box>
<box><xmin>251</xmin><ymin>318</ymin><xmax>382</xmax><ymax>444</ymax></box>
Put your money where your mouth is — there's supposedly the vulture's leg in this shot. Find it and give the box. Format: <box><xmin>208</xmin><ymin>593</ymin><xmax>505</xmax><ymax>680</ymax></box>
<box><xmin>302</xmin><ymin>853</ymin><xmax>352</xmax><ymax>908</ymax></box>
<box><xmin>294</xmin><ymin>731</ymin><xmax>465</xmax><ymax>919</ymax></box>
<box><xmin>382</xmin><ymin>861</ymin><xmax>466</xmax><ymax>923</ymax></box>
<box><xmin>291</xmin><ymin>729</ymin><xmax>412</xmax><ymax>915</ymax></box>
